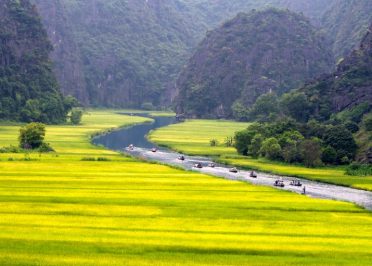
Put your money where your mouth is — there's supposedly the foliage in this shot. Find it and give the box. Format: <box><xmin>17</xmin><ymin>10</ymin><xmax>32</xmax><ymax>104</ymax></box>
<box><xmin>19</xmin><ymin>123</ymin><xmax>46</xmax><ymax>149</ymax></box>
<box><xmin>260</xmin><ymin>137</ymin><xmax>281</xmax><ymax>160</ymax></box>
<box><xmin>209</xmin><ymin>139</ymin><xmax>219</xmax><ymax>147</ymax></box>
<box><xmin>37</xmin><ymin>142</ymin><xmax>54</xmax><ymax>153</ymax></box>
<box><xmin>70</xmin><ymin>108</ymin><xmax>83</xmax><ymax>125</ymax></box>
<box><xmin>345</xmin><ymin>163</ymin><xmax>372</xmax><ymax>176</ymax></box>
<box><xmin>364</xmin><ymin>115</ymin><xmax>372</xmax><ymax>131</ymax></box>
<box><xmin>248</xmin><ymin>134</ymin><xmax>263</xmax><ymax>158</ymax></box>
<box><xmin>322</xmin><ymin>146</ymin><xmax>338</xmax><ymax>165</ymax></box>
<box><xmin>175</xmin><ymin>9</ymin><xmax>334</xmax><ymax>118</ymax></box>
<box><xmin>0</xmin><ymin>0</ymin><xmax>71</xmax><ymax>123</ymax></box>
<box><xmin>344</xmin><ymin>121</ymin><xmax>359</xmax><ymax>133</ymax></box>
<box><xmin>300</xmin><ymin>138</ymin><xmax>323</xmax><ymax>167</ymax></box>
<box><xmin>247</xmin><ymin>93</ymin><xmax>279</xmax><ymax>122</ymax></box>
<box><xmin>224</xmin><ymin>136</ymin><xmax>234</xmax><ymax>147</ymax></box>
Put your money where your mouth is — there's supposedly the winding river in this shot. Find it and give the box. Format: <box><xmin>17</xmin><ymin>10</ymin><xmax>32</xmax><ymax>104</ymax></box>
<box><xmin>93</xmin><ymin>114</ymin><xmax>372</xmax><ymax>211</ymax></box>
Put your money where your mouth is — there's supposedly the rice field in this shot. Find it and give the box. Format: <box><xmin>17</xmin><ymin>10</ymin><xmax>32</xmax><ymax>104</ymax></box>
<box><xmin>150</xmin><ymin>119</ymin><xmax>372</xmax><ymax>191</ymax></box>
<box><xmin>0</xmin><ymin>111</ymin><xmax>372</xmax><ymax>265</ymax></box>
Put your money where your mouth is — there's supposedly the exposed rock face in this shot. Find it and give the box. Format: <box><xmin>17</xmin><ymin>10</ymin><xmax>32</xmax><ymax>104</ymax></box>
<box><xmin>300</xmin><ymin>24</ymin><xmax>372</xmax><ymax>117</ymax></box>
<box><xmin>174</xmin><ymin>9</ymin><xmax>334</xmax><ymax>118</ymax></box>
<box><xmin>32</xmin><ymin>0</ymin><xmax>88</xmax><ymax>104</ymax></box>
<box><xmin>0</xmin><ymin>0</ymin><xmax>68</xmax><ymax>123</ymax></box>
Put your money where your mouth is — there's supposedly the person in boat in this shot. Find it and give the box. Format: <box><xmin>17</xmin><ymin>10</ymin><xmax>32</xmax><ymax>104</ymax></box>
<box><xmin>178</xmin><ymin>155</ymin><xmax>185</xmax><ymax>161</ymax></box>
<box><xmin>208</xmin><ymin>163</ymin><xmax>215</xmax><ymax>168</ymax></box>
<box><xmin>250</xmin><ymin>171</ymin><xmax>257</xmax><ymax>178</ymax></box>
<box><xmin>128</xmin><ymin>144</ymin><xmax>134</xmax><ymax>150</ymax></box>
<box><xmin>194</xmin><ymin>163</ymin><xmax>203</xmax><ymax>168</ymax></box>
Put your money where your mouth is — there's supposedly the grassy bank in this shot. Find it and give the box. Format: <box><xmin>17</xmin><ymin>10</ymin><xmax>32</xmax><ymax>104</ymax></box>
<box><xmin>0</xmin><ymin>111</ymin><xmax>371</xmax><ymax>265</ymax></box>
<box><xmin>149</xmin><ymin>119</ymin><xmax>372</xmax><ymax>191</ymax></box>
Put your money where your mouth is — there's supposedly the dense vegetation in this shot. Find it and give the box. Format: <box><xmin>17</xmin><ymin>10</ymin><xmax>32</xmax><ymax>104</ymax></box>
<box><xmin>30</xmin><ymin>0</ymin><xmax>370</xmax><ymax>108</ymax></box>
<box><xmin>0</xmin><ymin>0</ymin><xmax>73</xmax><ymax>123</ymax></box>
<box><xmin>175</xmin><ymin>9</ymin><xmax>334</xmax><ymax>118</ymax></box>
<box><xmin>233</xmin><ymin>25</ymin><xmax>372</xmax><ymax>165</ymax></box>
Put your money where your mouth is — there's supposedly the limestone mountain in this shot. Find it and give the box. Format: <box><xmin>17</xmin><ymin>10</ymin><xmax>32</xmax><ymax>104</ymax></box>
<box><xmin>0</xmin><ymin>0</ymin><xmax>69</xmax><ymax>123</ymax></box>
<box><xmin>174</xmin><ymin>9</ymin><xmax>334</xmax><ymax>118</ymax></box>
<box><xmin>297</xmin><ymin>24</ymin><xmax>372</xmax><ymax>121</ymax></box>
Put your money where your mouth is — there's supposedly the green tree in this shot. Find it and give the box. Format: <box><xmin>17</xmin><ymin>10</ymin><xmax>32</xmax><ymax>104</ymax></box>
<box><xmin>322</xmin><ymin>146</ymin><xmax>338</xmax><ymax>165</ymax></box>
<box><xmin>249</xmin><ymin>134</ymin><xmax>263</xmax><ymax>158</ymax></box>
<box><xmin>248</xmin><ymin>92</ymin><xmax>279</xmax><ymax>122</ymax></box>
<box><xmin>234</xmin><ymin>130</ymin><xmax>255</xmax><ymax>155</ymax></box>
<box><xmin>70</xmin><ymin>109</ymin><xmax>83</xmax><ymax>125</ymax></box>
<box><xmin>260</xmin><ymin>137</ymin><xmax>282</xmax><ymax>160</ymax></box>
<box><xmin>19</xmin><ymin>123</ymin><xmax>46</xmax><ymax>149</ymax></box>
<box><xmin>364</xmin><ymin>115</ymin><xmax>372</xmax><ymax>131</ymax></box>
<box><xmin>232</xmin><ymin>101</ymin><xmax>249</xmax><ymax>121</ymax></box>
<box><xmin>300</xmin><ymin>138</ymin><xmax>322</xmax><ymax>167</ymax></box>
<box><xmin>280</xmin><ymin>92</ymin><xmax>312</xmax><ymax>122</ymax></box>
<box><xmin>323</xmin><ymin>125</ymin><xmax>357</xmax><ymax>162</ymax></box>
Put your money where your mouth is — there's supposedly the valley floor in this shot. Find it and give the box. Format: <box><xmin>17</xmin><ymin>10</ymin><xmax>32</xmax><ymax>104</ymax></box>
<box><xmin>149</xmin><ymin>119</ymin><xmax>372</xmax><ymax>191</ymax></box>
<box><xmin>0</xmin><ymin>111</ymin><xmax>371</xmax><ymax>265</ymax></box>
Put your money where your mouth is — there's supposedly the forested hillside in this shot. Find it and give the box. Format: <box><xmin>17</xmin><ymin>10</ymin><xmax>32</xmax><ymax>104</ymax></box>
<box><xmin>174</xmin><ymin>9</ymin><xmax>334</xmax><ymax>118</ymax></box>
<box><xmin>0</xmin><ymin>0</ymin><xmax>70</xmax><ymax>123</ymax></box>
<box><xmin>30</xmin><ymin>0</ymin><xmax>370</xmax><ymax>108</ymax></box>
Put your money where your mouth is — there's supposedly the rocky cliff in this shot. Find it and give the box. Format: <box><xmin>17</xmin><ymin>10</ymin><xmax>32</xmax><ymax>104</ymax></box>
<box><xmin>174</xmin><ymin>9</ymin><xmax>334</xmax><ymax>118</ymax></box>
<box><xmin>0</xmin><ymin>0</ymin><xmax>68</xmax><ymax>123</ymax></box>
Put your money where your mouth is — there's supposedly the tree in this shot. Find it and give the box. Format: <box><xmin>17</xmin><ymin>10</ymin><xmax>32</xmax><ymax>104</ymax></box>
<box><xmin>278</xmin><ymin>130</ymin><xmax>304</xmax><ymax>163</ymax></box>
<box><xmin>19</xmin><ymin>123</ymin><xmax>46</xmax><ymax>149</ymax></box>
<box><xmin>322</xmin><ymin>146</ymin><xmax>338</xmax><ymax>165</ymax></box>
<box><xmin>344</xmin><ymin>121</ymin><xmax>359</xmax><ymax>133</ymax></box>
<box><xmin>249</xmin><ymin>134</ymin><xmax>263</xmax><ymax>158</ymax></box>
<box><xmin>323</xmin><ymin>125</ymin><xmax>357</xmax><ymax>162</ymax></box>
<box><xmin>70</xmin><ymin>109</ymin><xmax>83</xmax><ymax>125</ymax></box>
<box><xmin>232</xmin><ymin>101</ymin><xmax>249</xmax><ymax>121</ymax></box>
<box><xmin>248</xmin><ymin>92</ymin><xmax>279</xmax><ymax>122</ymax></box>
<box><xmin>300</xmin><ymin>138</ymin><xmax>322</xmax><ymax>167</ymax></box>
<box><xmin>234</xmin><ymin>130</ymin><xmax>255</xmax><ymax>155</ymax></box>
<box><xmin>260</xmin><ymin>137</ymin><xmax>282</xmax><ymax>160</ymax></box>
<box><xmin>280</xmin><ymin>92</ymin><xmax>312</xmax><ymax>123</ymax></box>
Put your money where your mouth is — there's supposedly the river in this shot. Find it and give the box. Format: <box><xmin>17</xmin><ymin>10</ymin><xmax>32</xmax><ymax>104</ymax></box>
<box><xmin>93</xmin><ymin>114</ymin><xmax>372</xmax><ymax>210</ymax></box>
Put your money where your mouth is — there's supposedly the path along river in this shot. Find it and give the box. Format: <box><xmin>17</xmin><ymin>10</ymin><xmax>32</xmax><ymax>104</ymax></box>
<box><xmin>93</xmin><ymin>114</ymin><xmax>372</xmax><ymax>210</ymax></box>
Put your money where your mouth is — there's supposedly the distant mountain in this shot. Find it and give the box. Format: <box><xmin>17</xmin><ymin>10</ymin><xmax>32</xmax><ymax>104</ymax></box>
<box><xmin>174</xmin><ymin>9</ymin><xmax>334</xmax><ymax>118</ymax></box>
<box><xmin>322</xmin><ymin>0</ymin><xmax>372</xmax><ymax>60</ymax></box>
<box><xmin>30</xmin><ymin>0</ymin><xmax>370</xmax><ymax>108</ymax></box>
<box><xmin>297</xmin><ymin>24</ymin><xmax>372</xmax><ymax>121</ymax></box>
<box><xmin>0</xmin><ymin>0</ymin><xmax>69</xmax><ymax>123</ymax></box>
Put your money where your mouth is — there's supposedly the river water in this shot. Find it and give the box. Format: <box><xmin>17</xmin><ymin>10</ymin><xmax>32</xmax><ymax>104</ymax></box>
<box><xmin>93</xmin><ymin>114</ymin><xmax>372</xmax><ymax>210</ymax></box>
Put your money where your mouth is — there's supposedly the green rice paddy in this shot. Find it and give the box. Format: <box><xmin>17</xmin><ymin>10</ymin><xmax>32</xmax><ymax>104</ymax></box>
<box><xmin>0</xmin><ymin>111</ymin><xmax>371</xmax><ymax>265</ymax></box>
<box><xmin>150</xmin><ymin>119</ymin><xmax>372</xmax><ymax>191</ymax></box>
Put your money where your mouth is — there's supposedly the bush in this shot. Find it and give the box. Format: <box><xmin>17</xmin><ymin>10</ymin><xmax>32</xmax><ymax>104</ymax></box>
<box><xmin>0</xmin><ymin>145</ymin><xmax>21</xmax><ymax>153</ymax></box>
<box><xmin>209</xmin><ymin>139</ymin><xmax>219</xmax><ymax>147</ymax></box>
<box><xmin>70</xmin><ymin>109</ymin><xmax>83</xmax><ymax>125</ymax></box>
<box><xmin>38</xmin><ymin>142</ymin><xmax>55</xmax><ymax>153</ymax></box>
<box><xmin>234</xmin><ymin>130</ymin><xmax>255</xmax><ymax>155</ymax></box>
<box><xmin>224</xmin><ymin>136</ymin><xmax>234</xmax><ymax>147</ymax></box>
<box><xmin>249</xmin><ymin>134</ymin><xmax>263</xmax><ymax>158</ymax></box>
<box><xmin>19</xmin><ymin>123</ymin><xmax>46</xmax><ymax>149</ymax></box>
<box><xmin>141</xmin><ymin>102</ymin><xmax>155</xmax><ymax>111</ymax></box>
<box><xmin>346</xmin><ymin>163</ymin><xmax>372</xmax><ymax>176</ymax></box>
<box><xmin>81</xmin><ymin>157</ymin><xmax>96</xmax><ymax>161</ymax></box>
<box><xmin>97</xmin><ymin>157</ymin><xmax>111</xmax><ymax>161</ymax></box>
<box><xmin>323</xmin><ymin>125</ymin><xmax>357</xmax><ymax>162</ymax></box>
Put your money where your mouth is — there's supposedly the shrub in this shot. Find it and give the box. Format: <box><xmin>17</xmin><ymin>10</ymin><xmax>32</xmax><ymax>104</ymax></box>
<box><xmin>38</xmin><ymin>142</ymin><xmax>55</xmax><ymax>153</ymax></box>
<box><xmin>0</xmin><ymin>145</ymin><xmax>21</xmax><ymax>153</ymax></box>
<box><xmin>81</xmin><ymin>157</ymin><xmax>96</xmax><ymax>161</ymax></box>
<box><xmin>346</xmin><ymin>163</ymin><xmax>372</xmax><ymax>176</ymax></box>
<box><xmin>210</xmin><ymin>139</ymin><xmax>219</xmax><ymax>147</ymax></box>
<box><xmin>97</xmin><ymin>157</ymin><xmax>111</xmax><ymax>161</ymax></box>
<box><xmin>224</xmin><ymin>136</ymin><xmax>234</xmax><ymax>147</ymax></box>
<box><xmin>70</xmin><ymin>109</ymin><xmax>83</xmax><ymax>125</ymax></box>
<box><xmin>141</xmin><ymin>102</ymin><xmax>155</xmax><ymax>110</ymax></box>
<box><xmin>364</xmin><ymin>115</ymin><xmax>372</xmax><ymax>131</ymax></box>
<box><xmin>19</xmin><ymin>123</ymin><xmax>46</xmax><ymax>149</ymax></box>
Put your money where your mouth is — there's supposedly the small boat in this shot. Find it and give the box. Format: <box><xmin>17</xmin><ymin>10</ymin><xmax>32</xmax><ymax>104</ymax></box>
<box><xmin>194</xmin><ymin>163</ymin><xmax>203</xmax><ymax>169</ymax></box>
<box><xmin>229</xmin><ymin>168</ymin><xmax>238</xmax><ymax>173</ymax></box>
<box><xmin>208</xmin><ymin>163</ymin><xmax>215</xmax><ymax>168</ymax></box>
<box><xmin>151</xmin><ymin>148</ymin><xmax>157</xmax><ymax>153</ymax></box>
<box><xmin>250</xmin><ymin>171</ymin><xmax>257</xmax><ymax>178</ymax></box>
<box><xmin>178</xmin><ymin>155</ymin><xmax>185</xmax><ymax>161</ymax></box>
<box><xmin>274</xmin><ymin>180</ymin><xmax>285</xmax><ymax>187</ymax></box>
<box><xmin>128</xmin><ymin>144</ymin><xmax>134</xmax><ymax>150</ymax></box>
<box><xmin>290</xmin><ymin>180</ymin><xmax>302</xmax><ymax>187</ymax></box>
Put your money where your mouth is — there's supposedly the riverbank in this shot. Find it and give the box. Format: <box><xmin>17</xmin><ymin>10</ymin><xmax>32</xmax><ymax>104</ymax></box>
<box><xmin>149</xmin><ymin>119</ymin><xmax>372</xmax><ymax>191</ymax></box>
<box><xmin>0</xmin><ymin>110</ymin><xmax>372</xmax><ymax>265</ymax></box>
